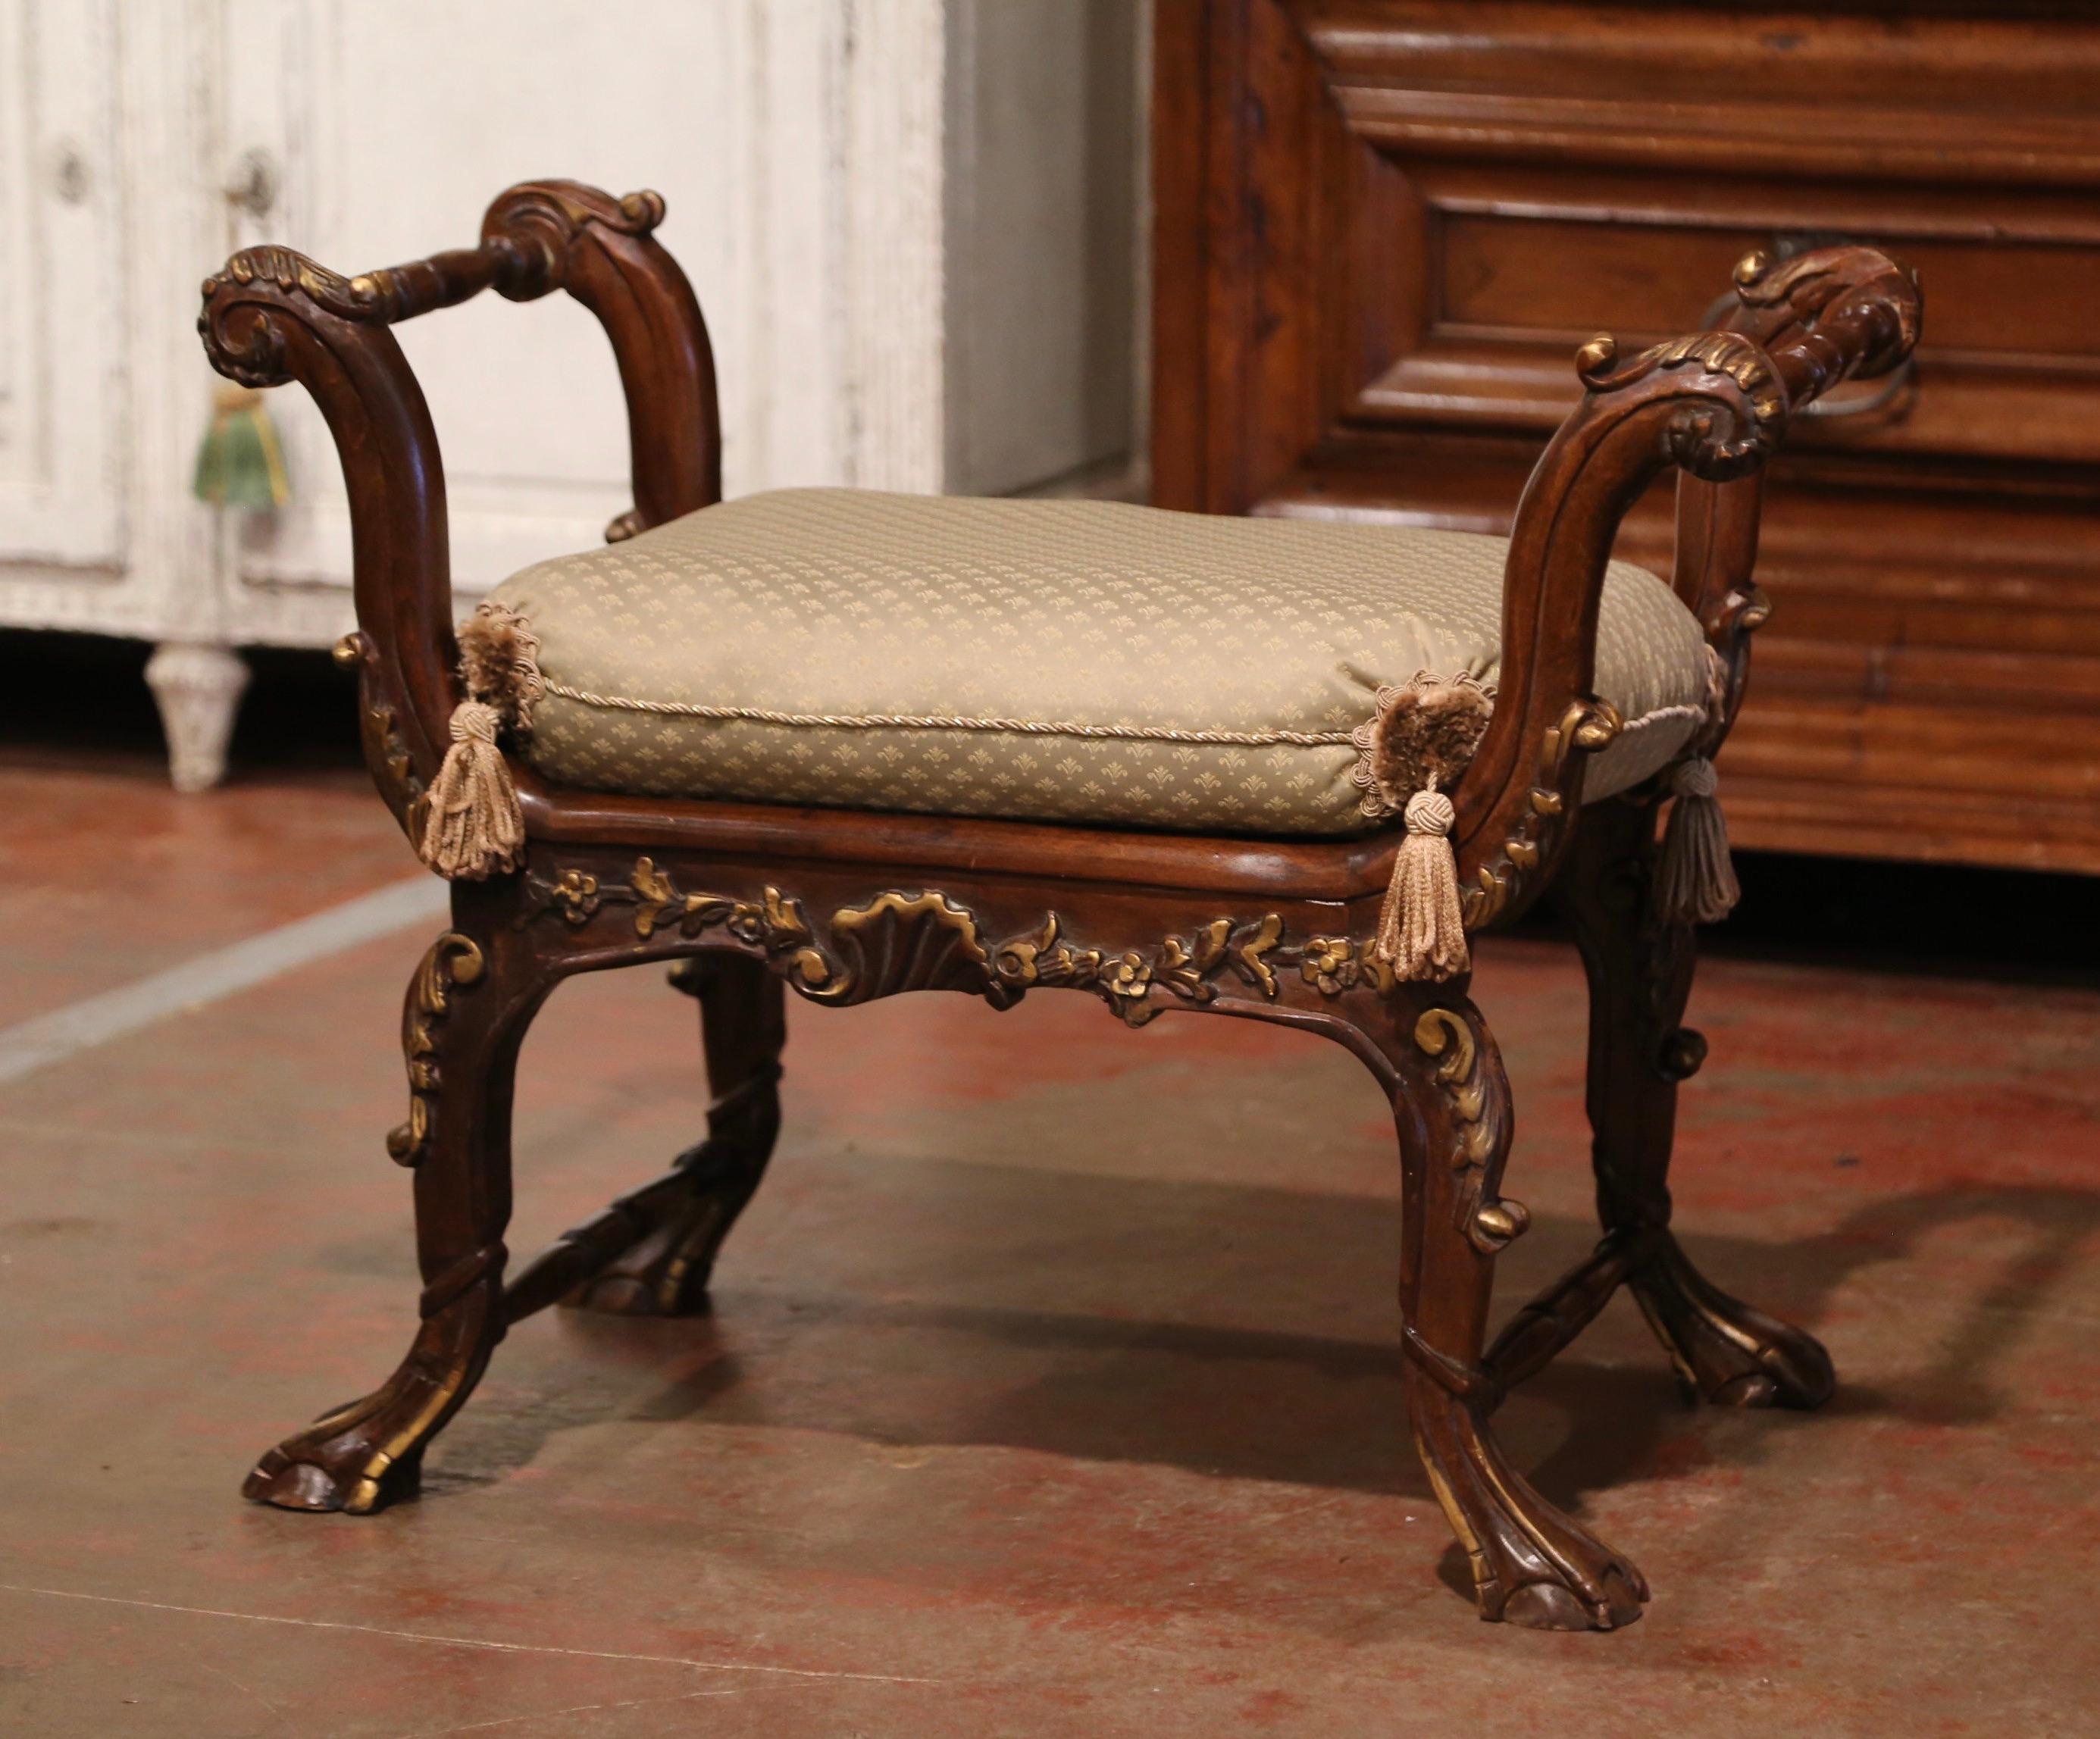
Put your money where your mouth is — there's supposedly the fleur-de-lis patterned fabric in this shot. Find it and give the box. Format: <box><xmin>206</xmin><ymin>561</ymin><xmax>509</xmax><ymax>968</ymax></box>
<box><xmin>488</xmin><ymin>489</ymin><xmax>1710</xmax><ymax>837</ymax></box>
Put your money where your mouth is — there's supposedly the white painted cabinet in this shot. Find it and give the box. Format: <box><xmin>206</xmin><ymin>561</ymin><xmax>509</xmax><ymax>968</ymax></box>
<box><xmin>0</xmin><ymin>2</ymin><xmax>129</xmax><ymax>593</ymax></box>
<box><xmin>0</xmin><ymin>0</ymin><xmax>1140</xmax><ymax>788</ymax></box>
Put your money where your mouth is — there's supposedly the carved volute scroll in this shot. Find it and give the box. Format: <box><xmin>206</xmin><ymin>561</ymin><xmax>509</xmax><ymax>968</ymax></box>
<box><xmin>1449</xmin><ymin>330</ymin><xmax>1786</xmax><ymax>927</ymax></box>
<box><xmin>1412</xmin><ymin>1006</ymin><xmax>1526</xmax><ymax>1255</ymax></box>
<box><xmin>198</xmin><ymin>180</ymin><xmax>721</xmax><ymax>812</ymax></box>
<box><xmin>1452</xmin><ymin>243</ymin><xmax>1921</xmax><ymax>925</ymax></box>
<box><xmin>1729</xmin><ymin>245</ymin><xmax>1922</xmax><ymax>406</ymax></box>
<box><xmin>1573</xmin><ymin>330</ymin><xmax>1789</xmax><ymax>478</ymax></box>
<box><xmin>480</xmin><ymin>181</ymin><xmax>720</xmax><ymax>528</ymax></box>
<box><xmin>199</xmin><ymin>253</ymin><xmax>458</xmax><ymax>792</ymax></box>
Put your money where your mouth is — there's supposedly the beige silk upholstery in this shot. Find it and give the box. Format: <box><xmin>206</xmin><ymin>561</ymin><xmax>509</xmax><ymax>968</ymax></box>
<box><xmin>489</xmin><ymin>489</ymin><xmax>1713</xmax><ymax>837</ymax></box>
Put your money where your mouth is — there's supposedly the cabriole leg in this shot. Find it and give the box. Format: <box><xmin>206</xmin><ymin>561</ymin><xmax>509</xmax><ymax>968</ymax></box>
<box><xmin>243</xmin><ymin>918</ymin><xmax>546</xmax><ymax>1512</ymax></box>
<box><xmin>1382</xmin><ymin>988</ymin><xmax>1649</xmax><ymax>1629</ymax></box>
<box><xmin>1564</xmin><ymin>799</ymin><xmax>1833</xmax><ymax>1409</ymax></box>
<box><xmin>504</xmin><ymin>952</ymin><xmax>787</xmax><ymax>1320</ymax></box>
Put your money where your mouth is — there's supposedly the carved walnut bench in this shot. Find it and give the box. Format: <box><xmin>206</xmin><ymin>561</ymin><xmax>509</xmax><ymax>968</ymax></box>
<box><xmin>199</xmin><ymin>180</ymin><xmax>1920</xmax><ymax>1630</ymax></box>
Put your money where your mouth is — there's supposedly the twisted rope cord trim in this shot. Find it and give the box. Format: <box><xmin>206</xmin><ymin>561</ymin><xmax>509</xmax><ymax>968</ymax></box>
<box><xmin>1610</xmin><ymin>702</ymin><xmax>1708</xmax><ymax>737</ymax></box>
<box><xmin>540</xmin><ymin>678</ymin><xmax>1359</xmax><ymax>748</ymax></box>
<box><xmin>539</xmin><ymin>681</ymin><xmax>1709</xmax><ymax>753</ymax></box>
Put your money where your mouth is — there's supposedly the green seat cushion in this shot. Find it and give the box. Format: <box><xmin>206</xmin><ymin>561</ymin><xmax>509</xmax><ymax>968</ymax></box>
<box><xmin>489</xmin><ymin>488</ymin><xmax>1712</xmax><ymax>837</ymax></box>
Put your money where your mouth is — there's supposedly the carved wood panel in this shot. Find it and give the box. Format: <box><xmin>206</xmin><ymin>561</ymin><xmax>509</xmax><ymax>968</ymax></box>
<box><xmin>1153</xmin><ymin>0</ymin><xmax>2100</xmax><ymax>873</ymax></box>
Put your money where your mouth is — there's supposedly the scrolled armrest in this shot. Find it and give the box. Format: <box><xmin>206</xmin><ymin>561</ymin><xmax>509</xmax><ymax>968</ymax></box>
<box><xmin>1444</xmin><ymin>244</ymin><xmax>1921</xmax><ymax>930</ymax></box>
<box><xmin>1725</xmin><ymin>243</ymin><xmax>1921</xmax><ymax>411</ymax></box>
<box><xmin>196</xmin><ymin>180</ymin><xmax>721</xmax><ymax>830</ymax></box>
<box><xmin>1666</xmin><ymin>245</ymin><xmax>1923</xmax><ymax>751</ymax></box>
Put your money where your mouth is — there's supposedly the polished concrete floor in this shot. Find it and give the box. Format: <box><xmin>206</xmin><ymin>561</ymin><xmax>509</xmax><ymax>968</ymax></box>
<box><xmin>4</xmin><ymin>749</ymin><xmax>2098</xmax><ymax>1736</ymax></box>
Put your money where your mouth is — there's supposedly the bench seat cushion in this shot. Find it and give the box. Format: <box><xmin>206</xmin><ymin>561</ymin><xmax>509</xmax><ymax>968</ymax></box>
<box><xmin>489</xmin><ymin>488</ymin><xmax>1712</xmax><ymax>837</ymax></box>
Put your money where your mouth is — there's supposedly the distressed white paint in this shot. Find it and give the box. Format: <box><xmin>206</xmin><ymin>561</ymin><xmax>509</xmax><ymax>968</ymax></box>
<box><xmin>0</xmin><ymin>0</ymin><xmax>128</xmax><ymax>576</ymax></box>
<box><xmin>0</xmin><ymin>0</ymin><xmax>1141</xmax><ymax>783</ymax></box>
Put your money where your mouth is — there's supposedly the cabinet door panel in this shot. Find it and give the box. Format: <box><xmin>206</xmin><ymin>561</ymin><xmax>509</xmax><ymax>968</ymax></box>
<box><xmin>0</xmin><ymin>0</ymin><xmax>124</xmax><ymax>576</ymax></box>
<box><xmin>221</xmin><ymin>0</ymin><xmax>756</xmax><ymax>640</ymax></box>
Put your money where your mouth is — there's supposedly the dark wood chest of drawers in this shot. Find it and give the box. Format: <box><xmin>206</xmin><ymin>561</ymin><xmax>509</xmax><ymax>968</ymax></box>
<box><xmin>1152</xmin><ymin>0</ymin><xmax>2100</xmax><ymax>872</ymax></box>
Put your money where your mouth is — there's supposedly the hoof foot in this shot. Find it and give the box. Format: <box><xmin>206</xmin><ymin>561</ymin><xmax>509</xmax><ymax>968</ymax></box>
<box><xmin>241</xmin><ymin>1434</ymin><xmax>420</xmax><ymax>1515</ymax></box>
<box><xmin>1412</xmin><ymin>1384</ymin><xmax>1652</xmax><ymax>1632</ymax></box>
<box><xmin>567</xmin><ymin>1263</ymin><xmax>718</xmax><ymax>1318</ymax></box>
<box><xmin>241</xmin><ymin>1276</ymin><xmax>497</xmax><ymax>1515</ymax></box>
<box><xmin>510</xmin><ymin>1112</ymin><xmax>775</xmax><ymax>1323</ymax></box>
<box><xmin>1499</xmin><ymin>1568</ymin><xmax>1642</xmax><ymax>1631</ymax></box>
<box><xmin>1498</xmin><ymin>1565</ymin><xmax>1645</xmax><ymax>1631</ymax></box>
<box><xmin>558</xmin><ymin>1174</ymin><xmax>733</xmax><ymax>1318</ymax></box>
<box><xmin>1635</xmin><ymin>1234</ymin><xmax>1835</xmax><ymax>1411</ymax></box>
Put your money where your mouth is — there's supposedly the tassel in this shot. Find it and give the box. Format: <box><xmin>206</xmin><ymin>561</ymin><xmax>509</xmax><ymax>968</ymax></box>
<box><xmin>418</xmin><ymin>700</ymin><xmax>524</xmax><ymax>880</ymax></box>
<box><xmin>1654</xmin><ymin>756</ymin><xmax>1740</xmax><ymax>926</ymax></box>
<box><xmin>1375</xmin><ymin>787</ymin><xmax>1469</xmax><ymax>981</ymax></box>
<box><xmin>412</xmin><ymin>603</ymin><xmax>543</xmax><ymax>880</ymax></box>
<box><xmin>192</xmin><ymin>385</ymin><xmax>290</xmax><ymax>510</ymax></box>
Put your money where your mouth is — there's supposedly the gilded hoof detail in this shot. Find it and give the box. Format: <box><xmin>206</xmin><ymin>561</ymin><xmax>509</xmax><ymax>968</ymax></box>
<box><xmin>566</xmin><ymin>1259</ymin><xmax>718</xmax><ymax>1318</ymax></box>
<box><xmin>1702</xmin><ymin>1340</ymin><xmax>1835</xmax><ymax>1411</ymax></box>
<box><xmin>1498</xmin><ymin>1566</ymin><xmax>1645</xmax><ymax>1631</ymax></box>
<box><xmin>1632</xmin><ymin>1233</ymin><xmax>1836</xmax><ymax>1412</ymax></box>
<box><xmin>240</xmin><ymin>1444</ymin><xmax>418</xmax><ymax>1515</ymax></box>
<box><xmin>548</xmin><ymin>1154</ymin><xmax>753</xmax><ymax>1319</ymax></box>
<box><xmin>239</xmin><ymin>1272</ymin><xmax>499</xmax><ymax>1515</ymax></box>
<box><xmin>1488</xmin><ymin>1560</ymin><xmax>1648</xmax><ymax>1631</ymax></box>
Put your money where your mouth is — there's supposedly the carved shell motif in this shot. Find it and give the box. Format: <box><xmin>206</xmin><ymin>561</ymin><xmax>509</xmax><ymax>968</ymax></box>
<box><xmin>805</xmin><ymin>890</ymin><xmax>1003</xmax><ymax>1007</ymax></box>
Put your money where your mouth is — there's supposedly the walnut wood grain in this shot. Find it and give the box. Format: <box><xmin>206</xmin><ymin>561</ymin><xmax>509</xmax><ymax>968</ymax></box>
<box><xmin>199</xmin><ymin>172</ymin><xmax>1903</xmax><ymax>1628</ymax></box>
<box><xmin>199</xmin><ymin>180</ymin><xmax>718</xmax><ymax>799</ymax></box>
<box><xmin>1154</xmin><ymin>0</ymin><xmax>2097</xmax><ymax>875</ymax></box>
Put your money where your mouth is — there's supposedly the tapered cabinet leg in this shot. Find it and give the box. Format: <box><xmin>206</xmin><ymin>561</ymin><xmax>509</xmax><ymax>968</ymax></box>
<box><xmin>146</xmin><ymin>641</ymin><xmax>249</xmax><ymax>793</ymax></box>
<box><xmin>1564</xmin><ymin>800</ymin><xmax>1833</xmax><ymax>1409</ymax></box>
<box><xmin>243</xmin><ymin>924</ymin><xmax>545</xmax><ymax>1513</ymax></box>
<box><xmin>505</xmin><ymin>952</ymin><xmax>787</xmax><ymax>1321</ymax></box>
<box><xmin>1385</xmin><ymin>990</ymin><xmax>1649</xmax><ymax>1629</ymax></box>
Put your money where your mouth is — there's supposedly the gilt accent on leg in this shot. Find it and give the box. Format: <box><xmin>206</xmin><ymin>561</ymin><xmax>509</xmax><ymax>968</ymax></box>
<box><xmin>1564</xmin><ymin>800</ymin><xmax>1836</xmax><ymax>1412</ymax></box>
<box><xmin>1630</xmin><ymin>1230</ymin><xmax>1834</xmax><ymax>1409</ymax></box>
<box><xmin>505</xmin><ymin>952</ymin><xmax>787</xmax><ymax>1322</ymax></box>
<box><xmin>1407</xmin><ymin>1352</ymin><xmax>1649</xmax><ymax>1630</ymax></box>
<box><xmin>535</xmin><ymin>1068</ymin><xmax>781</xmax><ymax>1318</ymax></box>
<box><xmin>243</xmin><ymin>911</ymin><xmax>540</xmax><ymax>1514</ymax></box>
<box><xmin>1394</xmin><ymin>990</ymin><xmax>1649</xmax><ymax>1628</ymax></box>
<box><xmin>244</xmin><ymin>1244</ymin><xmax>505</xmax><ymax>1512</ymax></box>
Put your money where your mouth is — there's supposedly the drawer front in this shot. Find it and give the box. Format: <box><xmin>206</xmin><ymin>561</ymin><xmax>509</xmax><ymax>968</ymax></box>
<box><xmin>1152</xmin><ymin>0</ymin><xmax>2100</xmax><ymax>872</ymax></box>
<box><xmin>1350</xmin><ymin>166</ymin><xmax>2100</xmax><ymax>466</ymax></box>
<box><xmin>1295</xmin><ymin>1</ymin><xmax>2100</xmax><ymax>474</ymax></box>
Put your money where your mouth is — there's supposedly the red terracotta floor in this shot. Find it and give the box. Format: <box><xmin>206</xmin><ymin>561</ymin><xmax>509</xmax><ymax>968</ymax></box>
<box><xmin>3</xmin><ymin>754</ymin><xmax>2098</xmax><ymax>1736</ymax></box>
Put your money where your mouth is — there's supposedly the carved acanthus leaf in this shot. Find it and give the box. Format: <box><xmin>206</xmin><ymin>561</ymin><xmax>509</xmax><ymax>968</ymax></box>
<box><xmin>387</xmin><ymin>934</ymin><xmax>486</xmax><ymax>1167</ymax></box>
<box><xmin>1576</xmin><ymin>329</ymin><xmax>1788</xmax><ymax>479</ymax></box>
<box><xmin>1464</xmin><ymin>697</ymin><xmax>1623</xmax><ymax>930</ymax></box>
<box><xmin>1413</xmin><ymin>1007</ymin><xmax>1526</xmax><ymax>1255</ymax></box>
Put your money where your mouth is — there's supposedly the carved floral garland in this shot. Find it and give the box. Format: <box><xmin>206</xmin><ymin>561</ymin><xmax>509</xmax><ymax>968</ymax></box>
<box><xmin>527</xmin><ymin>858</ymin><xmax>1402</xmax><ymax>1026</ymax></box>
